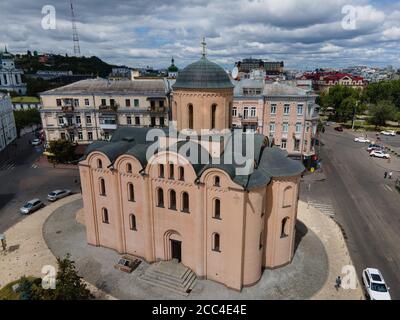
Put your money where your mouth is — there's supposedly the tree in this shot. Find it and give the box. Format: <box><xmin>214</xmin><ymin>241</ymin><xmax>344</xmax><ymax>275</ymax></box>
<box><xmin>368</xmin><ymin>101</ymin><xmax>397</xmax><ymax>128</ymax></box>
<box><xmin>20</xmin><ymin>255</ymin><xmax>93</xmax><ymax>300</ymax></box>
<box><xmin>47</xmin><ymin>139</ymin><xmax>76</xmax><ymax>163</ymax></box>
<box><xmin>50</xmin><ymin>255</ymin><xmax>93</xmax><ymax>300</ymax></box>
<box><xmin>319</xmin><ymin>85</ymin><xmax>363</xmax><ymax>122</ymax></box>
<box><xmin>18</xmin><ymin>276</ymin><xmax>35</xmax><ymax>300</ymax></box>
<box><xmin>13</xmin><ymin>109</ymin><xmax>41</xmax><ymax>136</ymax></box>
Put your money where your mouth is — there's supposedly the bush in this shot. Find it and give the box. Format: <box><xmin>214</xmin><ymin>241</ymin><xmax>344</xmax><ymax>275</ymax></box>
<box><xmin>1</xmin><ymin>255</ymin><xmax>93</xmax><ymax>300</ymax></box>
<box><xmin>47</xmin><ymin>139</ymin><xmax>77</xmax><ymax>164</ymax></box>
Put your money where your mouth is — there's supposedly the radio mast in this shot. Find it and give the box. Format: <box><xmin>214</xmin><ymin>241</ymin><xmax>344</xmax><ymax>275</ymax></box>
<box><xmin>70</xmin><ymin>0</ymin><xmax>81</xmax><ymax>56</ymax></box>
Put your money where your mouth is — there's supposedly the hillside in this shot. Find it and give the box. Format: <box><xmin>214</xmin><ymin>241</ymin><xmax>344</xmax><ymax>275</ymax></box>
<box><xmin>15</xmin><ymin>53</ymin><xmax>118</xmax><ymax>78</ymax></box>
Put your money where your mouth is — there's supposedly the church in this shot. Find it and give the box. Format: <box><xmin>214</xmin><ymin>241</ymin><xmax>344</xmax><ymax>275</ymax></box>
<box><xmin>79</xmin><ymin>46</ymin><xmax>304</xmax><ymax>291</ymax></box>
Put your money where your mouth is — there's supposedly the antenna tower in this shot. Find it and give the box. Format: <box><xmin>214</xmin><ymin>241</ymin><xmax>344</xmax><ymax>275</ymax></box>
<box><xmin>70</xmin><ymin>0</ymin><xmax>81</xmax><ymax>56</ymax></box>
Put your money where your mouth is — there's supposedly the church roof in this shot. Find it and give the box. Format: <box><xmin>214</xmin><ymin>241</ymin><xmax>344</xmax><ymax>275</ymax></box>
<box><xmin>173</xmin><ymin>56</ymin><xmax>234</xmax><ymax>90</ymax></box>
<box><xmin>81</xmin><ymin>127</ymin><xmax>304</xmax><ymax>190</ymax></box>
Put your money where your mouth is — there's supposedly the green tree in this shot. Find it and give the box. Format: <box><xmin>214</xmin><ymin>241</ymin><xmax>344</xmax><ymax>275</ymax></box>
<box><xmin>368</xmin><ymin>101</ymin><xmax>397</xmax><ymax>128</ymax></box>
<box><xmin>47</xmin><ymin>139</ymin><xmax>76</xmax><ymax>163</ymax></box>
<box><xmin>18</xmin><ymin>276</ymin><xmax>35</xmax><ymax>300</ymax></box>
<box><xmin>319</xmin><ymin>85</ymin><xmax>363</xmax><ymax>122</ymax></box>
<box><xmin>20</xmin><ymin>255</ymin><xmax>93</xmax><ymax>300</ymax></box>
<box><xmin>13</xmin><ymin>109</ymin><xmax>41</xmax><ymax>136</ymax></box>
<box><xmin>51</xmin><ymin>255</ymin><xmax>92</xmax><ymax>300</ymax></box>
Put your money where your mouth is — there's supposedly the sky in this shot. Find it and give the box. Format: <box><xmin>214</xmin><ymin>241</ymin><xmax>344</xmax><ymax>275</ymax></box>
<box><xmin>1</xmin><ymin>0</ymin><xmax>400</xmax><ymax>70</ymax></box>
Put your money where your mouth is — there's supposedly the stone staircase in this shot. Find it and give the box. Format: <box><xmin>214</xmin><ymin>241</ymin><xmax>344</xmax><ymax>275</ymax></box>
<box><xmin>139</xmin><ymin>259</ymin><xmax>197</xmax><ymax>296</ymax></box>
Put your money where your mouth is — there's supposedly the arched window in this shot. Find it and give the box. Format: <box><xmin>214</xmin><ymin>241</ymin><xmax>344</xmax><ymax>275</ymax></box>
<box><xmin>182</xmin><ymin>192</ymin><xmax>189</xmax><ymax>213</ymax></box>
<box><xmin>188</xmin><ymin>104</ymin><xmax>194</xmax><ymax>129</ymax></box>
<box><xmin>283</xmin><ymin>186</ymin><xmax>293</xmax><ymax>208</ymax></box>
<box><xmin>159</xmin><ymin>164</ymin><xmax>165</xmax><ymax>178</ymax></box>
<box><xmin>169</xmin><ymin>163</ymin><xmax>174</xmax><ymax>179</ymax></box>
<box><xmin>102</xmin><ymin>208</ymin><xmax>109</xmax><ymax>224</ymax></box>
<box><xmin>157</xmin><ymin>188</ymin><xmax>164</xmax><ymax>207</ymax></box>
<box><xmin>100</xmin><ymin>178</ymin><xmax>106</xmax><ymax>196</ymax></box>
<box><xmin>213</xmin><ymin>199</ymin><xmax>221</xmax><ymax>219</ymax></box>
<box><xmin>178</xmin><ymin>166</ymin><xmax>184</xmax><ymax>181</ymax></box>
<box><xmin>126</xmin><ymin>163</ymin><xmax>132</xmax><ymax>173</ymax></box>
<box><xmin>97</xmin><ymin>159</ymin><xmax>103</xmax><ymax>169</ymax></box>
<box><xmin>212</xmin><ymin>233</ymin><xmax>220</xmax><ymax>252</ymax></box>
<box><xmin>214</xmin><ymin>176</ymin><xmax>220</xmax><ymax>187</ymax></box>
<box><xmin>129</xmin><ymin>214</ymin><xmax>137</xmax><ymax>230</ymax></box>
<box><xmin>169</xmin><ymin>190</ymin><xmax>176</xmax><ymax>210</ymax></box>
<box><xmin>211</xmin><ymin>104</ymin><xmax>217</xmax><ymax>129</ymax></box>
<box><xmin>128</xmin><ymin>183</ymin><xmax>135</xmax><ymax>202</ymax></box>
<box><xmin>281</xmin><ymin>217</ymin><xmax>290</xmax><ymax>238</ymax></box>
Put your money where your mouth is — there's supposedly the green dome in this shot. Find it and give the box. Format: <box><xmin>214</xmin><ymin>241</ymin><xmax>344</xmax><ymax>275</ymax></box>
<box><xmin>173</xmin><ymin>56</ymin><xmax>233</xmax><ymax>89</ymax></box>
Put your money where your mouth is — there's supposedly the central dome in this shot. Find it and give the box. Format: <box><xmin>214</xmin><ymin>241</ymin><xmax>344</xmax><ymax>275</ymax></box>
<box><xmin>173</xmin><ymin>56</ymin><xmax>233</xmax><ymax>89</ymax></box>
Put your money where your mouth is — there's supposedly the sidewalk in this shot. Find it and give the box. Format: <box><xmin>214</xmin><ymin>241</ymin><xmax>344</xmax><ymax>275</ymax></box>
<box><xmin>1</xmin><ymin>194</ymin><xmax>363</xmax><ymax>300</ymax></box>
<box><xmin>0</xmin><ymin>194</ymin><xmax>114</xmax><ymax>300</ymax></box>
<box><xmin>34</xmin><ymin>155</ymin><xmax>79</xmax><ymax>170</ymax></box>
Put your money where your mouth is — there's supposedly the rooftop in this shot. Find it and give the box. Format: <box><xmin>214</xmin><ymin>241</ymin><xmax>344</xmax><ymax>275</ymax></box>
<box><xmin>40</xmin><ymin>78</ymin><xmax>170</xmax><ymax>96</ymax></box>
<box><xmin>173</xmin><ymin>56</ymin><xmax>234</xmax><ymax>90</ymax></box>
<box><xmin>82</xmin><ymin>127</ymin><xmax>304</xmax><ymax>190</ymax></box>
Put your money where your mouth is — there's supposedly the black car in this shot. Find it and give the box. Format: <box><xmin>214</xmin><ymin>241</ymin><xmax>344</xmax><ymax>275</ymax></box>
<box><xmin>334</xmin><ymin>126</ymin><xmax>343</xmax><ymax>132</ymax></box>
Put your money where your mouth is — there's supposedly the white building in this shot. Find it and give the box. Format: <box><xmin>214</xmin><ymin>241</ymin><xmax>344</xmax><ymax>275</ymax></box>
<box><xmin>0</xmin><ymin>93</ymin><xmax>18</xmax><ymax>152</ymax></box>
<box><xmin>0</xmin><ymin>48</ymin><xmax>27</xmax><ymax>95</ymax></box>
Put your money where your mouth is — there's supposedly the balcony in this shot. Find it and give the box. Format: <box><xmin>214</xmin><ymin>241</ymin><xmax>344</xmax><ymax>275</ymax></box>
<box><xmin>100</xmin><ymin>123</ymin><xmax>118</xmax><ymax>130</ymax></box>
<box><xmin>240</xmin><ymin>116</ymin><xmax>258</xmax><ymax>123</ymax></box>
<box><xmin>61</xmin><ymin>106</ymin><xmax>74</xmax><ymax>113</ymax></box>
<box><xmin>99</xmin><ymin>104</ymin><xmax>119</xmax><ymax>113</ymax></box>
<box><xmin>147</xmin><ymin>106</ymin><xmax>166</xmax><ymax>114</ymax></box>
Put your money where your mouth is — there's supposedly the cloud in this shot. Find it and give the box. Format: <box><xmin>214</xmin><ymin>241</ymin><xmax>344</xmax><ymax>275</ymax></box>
<box><xmin>1</xmin><ymin>0</ymin><xmax>399</xmax><ymax>69</ymax></box>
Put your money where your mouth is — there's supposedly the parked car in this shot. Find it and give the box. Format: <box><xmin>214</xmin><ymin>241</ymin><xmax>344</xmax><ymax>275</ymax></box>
<box><xmin>367</xmin><ymin>144</ymin><xmax>383</xmax><ymax>152</ymax></box>
<box><xmin>380</xmin><ymin>130</ymin><xmax>396</xmax><ymax>136</ymax></box>
<box><xmin>370</xmin><ymin>150</ymin><xmax>390</xmax><ymax>159</ymax></box>
<box><xmin>47</xmin><ymin>189</ymin><xmax>72</xmax><ymax>202</ymax></box>
<box><xmin>355</xmin><ymin>137</ymin><xmax>371</xmax><ymax>143</ymax></box>
<box><xmin>334</xmin><ymin>126</ymin><xmax>343</xmax><ymax>132</ymax></box>
<box><xmin>362</xmin><ymin>268</ymin><xmax>391</xmax><ymax>300</ymax></box>
<box><xmin>19</xmin><ymin>199</ymin><xmax>44</xmax><ymax>215</ymax></box>
<box><xmin>31</xmin><ymin>138</ymin><xmax>42</xmax><ymax>146</ymax></box>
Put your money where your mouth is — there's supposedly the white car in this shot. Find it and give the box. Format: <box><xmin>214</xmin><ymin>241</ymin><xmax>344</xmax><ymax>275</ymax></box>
<box><xmin>362</xmin><ymin>268</ymin><xmax>391</xmax><ymax>300</ymax></box>
<box><xmin>355</xmin><ymin>137</ymin><xmax>371</xmax><ymax>143</ymax></box>
<box><xmin>370</xmin><ymin>150</ymin><xmax>390</xmax><ymax>159</ymax></box>
<box><xmin>47</xmin><ymin>189</ymin><xmax>72</xmax><ymax>202</ymax></box>
<box><xmin>380</xmin><ymin>130</ymin><xmax>396</xmax><ymax>136</ymax></box>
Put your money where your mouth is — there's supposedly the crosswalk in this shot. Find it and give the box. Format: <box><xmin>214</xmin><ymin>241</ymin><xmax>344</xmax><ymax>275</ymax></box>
<box><xmin>307</xmin><ymin>200</ymin><xmax>335</xmax><ymax>217</ymax></box>
<box><xmin>0</xmin><ymin>159</ymin><xmax>16</xmax><ymax>171</ymax></box>
<box><xmin>0</xmin><ymin>161</ymin><xmax>39</xmax><ymax>171</ymax></box>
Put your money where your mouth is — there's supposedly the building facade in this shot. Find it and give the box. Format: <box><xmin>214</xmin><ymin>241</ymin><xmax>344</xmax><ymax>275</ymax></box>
<box><xmin>301</xmin><ymin>72</ymin><xmax>366</xmax><ymax>93</ymax></box>
<box><xmin>233</xmin><ymin>81</ymin><xmax>319</xmax><ymax>161</ymax></box>
<box><xmin>12</xmin><ymin>96</ymin><xmax>41</xmax><ymax>110</ymax></box>
<box><xmin>79</xmin><ymin>54</ymin><xmax>304</xmax><ymax>291</ymax></box>
<box><xmin>0</xmin><ymin>48</ymin><xmax>27</xmax><ymax>95</ymax></box>
<box><xmin>40</xmin><ymin>78</ymin><xmax>171</xmax><ymax>144</ymax></box>
<box><xmin>0</xmin><ymin>93</ymin><xmax>17</xmax><ymax>152</ymax></box>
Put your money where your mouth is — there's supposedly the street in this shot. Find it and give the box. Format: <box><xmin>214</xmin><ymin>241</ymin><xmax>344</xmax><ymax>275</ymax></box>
<box><xmin>301</xmin><ymin>126</ymin><xmax>400</xmax><ymax>299</ymax></box>
<box><xmin>0</xmin><ymin>133</ymin><xmax>80</xmax><ymax>233</ymax></box>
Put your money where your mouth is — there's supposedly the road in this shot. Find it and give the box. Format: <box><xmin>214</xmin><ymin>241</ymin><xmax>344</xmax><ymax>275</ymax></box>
<box><xmin>301</xmin><ymin>127</ymin><xmax>400</xmax><ymax>299</ymax></box>
<box><xmin>0</xmin><ymin>133</ymin><xmax>80</xmax><ymax>233</ymax></box>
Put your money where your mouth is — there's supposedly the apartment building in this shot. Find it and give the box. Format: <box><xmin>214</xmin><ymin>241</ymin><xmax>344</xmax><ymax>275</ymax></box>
<box><xmin>233</xmin><ymin>81</ymin><xmax>319</xmax><ymax>162</ymax></box>
<box><xmin>40</xmin><ymin>78</ymin><xmax>171</xmax><ymax>144</ymax></box>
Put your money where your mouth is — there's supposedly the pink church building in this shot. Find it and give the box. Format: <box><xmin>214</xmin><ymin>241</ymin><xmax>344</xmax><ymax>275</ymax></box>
<box><xmin>79</xmin><ymin>53</ymin><xmax>305</xmax><ymax>291</ymax></box>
